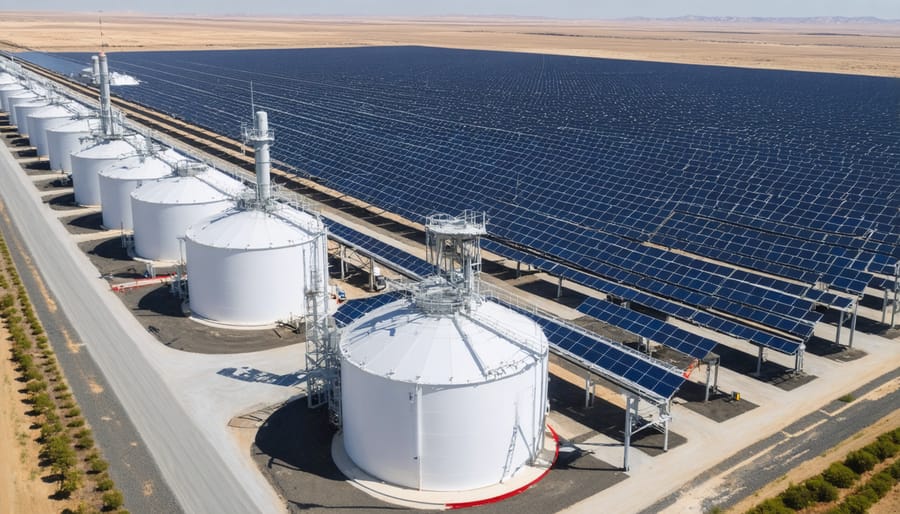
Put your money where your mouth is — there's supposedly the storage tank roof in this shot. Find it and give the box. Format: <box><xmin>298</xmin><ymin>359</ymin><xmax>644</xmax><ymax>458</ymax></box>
<box><xmin>98</xmin><ymin>149</ymin><xmax>182</xmax><ymax>181</ymax></box>
<box><xmin>49</xmin><ymin>116</ymin><xmax>99</xmax><ymax>134</ymax></box>
<box><xmin>0</xmin><ymin>83</ymin><xmax>24</xmax><ymax>92</ymax></box>
<box><xmin>131</xmin><ymin>168</ymin><xmax>243</xmax><ymax>205</ymax></box>
<box><xmin>186</xmin><ymin>208</ymin><xmax>315</xmax><ymax>250</ymax></box>
<box><xmin>74</xmin><ymin>137</ymin><xmax>139</xmax><ymax>160</ymax></box>
<box><xmin>28</xmin><ymin>104</ymin><xmax>74</xmax><ymax>119</ymax></box>
<box><xmin>340</xmin><ymin>298</ymin><xmax>546</xmax><ymax>385</ymax></box>
<box><xmin>0</xmin><ymin>73</ymin><xmax>15</xmax><ymax>85</ymax></box>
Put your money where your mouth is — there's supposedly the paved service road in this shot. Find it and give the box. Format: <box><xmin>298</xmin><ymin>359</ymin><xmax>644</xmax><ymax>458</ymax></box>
<box><xmin>0</xmin><ymin>147</ymin><xmax>281</xmax><ymax>513</ymax></box>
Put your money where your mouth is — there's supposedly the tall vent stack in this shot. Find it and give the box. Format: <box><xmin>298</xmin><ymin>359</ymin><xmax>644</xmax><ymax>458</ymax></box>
<box><xmin>253</xmin><ymin>110</ymin><xmax>273</xmax><ymax>203</ymax></box>
<box><xmin>91</xmin><ymin>56</ymin><xmax>100</xmax><ymax>85</ymax></box>
<box><xmin>98</xmin><ymin>52</ymin><xmax>112</xmax><ymax>136</ymax></box>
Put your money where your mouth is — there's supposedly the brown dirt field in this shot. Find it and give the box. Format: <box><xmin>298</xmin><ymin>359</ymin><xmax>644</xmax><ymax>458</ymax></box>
<box><xmin>0</xmin><ymin>12</ymin><xmax>899</xmax><ymax>77</ymax></box>
<box><xmin>0</xmin><ymin>323</ymin><xmax>75</xmax><ymax>514</ymax></box>
<box><xmin>869</xmin><ymin>482</ymin><xmax>900</xmax><ymax>514</ymax></box>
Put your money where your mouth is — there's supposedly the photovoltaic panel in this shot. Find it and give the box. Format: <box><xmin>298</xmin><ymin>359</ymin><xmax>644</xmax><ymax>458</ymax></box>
<box><xmin>484</xmin><ymin>239</ymin><xmax>804</xmax><ymax>355</ymax></box>
<box><xmin>576</xmin><ymin>297</ymin><xmax>718</xmax><ymax>360</ymax></box>
<box><xmin>325</xmin><ymin>220</ymin><xmax>433</xmax><ymax>279</ymax></box>
<box><xmin>492</xmin><ymin>300</ymin><xmax>685</xmax><ymax>400</ymax></box>
<box><xmin>333</xmin><ymin>292</ymin><xmax>406</xmax><ymax>328</ymax></box>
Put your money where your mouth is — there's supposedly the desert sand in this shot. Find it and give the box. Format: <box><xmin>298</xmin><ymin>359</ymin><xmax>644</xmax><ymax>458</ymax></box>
<box><xmin>0</xmin><ymin>12</ymin><xmax>899</xmax><ymax>77</ymax></box>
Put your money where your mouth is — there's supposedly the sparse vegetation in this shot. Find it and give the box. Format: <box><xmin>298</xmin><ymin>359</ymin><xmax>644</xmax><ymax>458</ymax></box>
<box><xmin>0</xmin><ymin>233</ymin><xmax>120</xmax><ymax>511</ymax></box>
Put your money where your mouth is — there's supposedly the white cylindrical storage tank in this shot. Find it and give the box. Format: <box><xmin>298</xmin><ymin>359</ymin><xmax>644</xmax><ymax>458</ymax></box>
<box><xmin>0</xmin><ymin>73</ymin><xmax>15</xmax><ymax>88</ymax></box>
<box><xmin>70</xmin><ymin>136</ymin><xmax>141</xmax><ymax>206</ymax></box>
<box><xmin>12</xmin><ymin>99</ymin><xmax>50</xmax><ymax>137</ymax></box>
<box><xmin>5</xmin><ymin>90</ymin><xmax>38</xmax><ymax>126</ymax></box>
<box><xmin>0</xmin><ymin>82</ymin><xmax>25</xmax><ymax>112</ymax></box>
<box><xmin>184</xmin><ymin>208</ymin><xmax>327</xmax><ymax>326</ymax></box>
<box><xmin>25</xmin><ymin>103</ymin><xmax>79</xmax><ymax>158</ymax></box>
<box><xmin>340</xmin><ymin>296</ymin><xmax>550</xmax><ymax>491</ymax></box>
<box><xmin>97</xmin><ymin>150</ymin><xmax>179</xmax><ymax>230</ymax></box>
<box><xmin>46</xmin><ymin>116</ymin><xmax>99</xmax><ymax>172</ymax></box>
<box><xmin>131</xmin><ymin>167</ymin><xmax>243</xmax><ymax>262</ymax></box>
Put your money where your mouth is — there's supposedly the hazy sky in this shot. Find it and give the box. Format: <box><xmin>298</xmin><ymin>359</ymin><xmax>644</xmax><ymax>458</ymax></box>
<box><xmin>10</xmin><ymin>1</ymin><xmax>900</xmax><ymax>19</ymax></box>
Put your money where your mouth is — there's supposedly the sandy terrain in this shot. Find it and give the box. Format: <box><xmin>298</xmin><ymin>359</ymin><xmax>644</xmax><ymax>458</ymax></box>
<box><xmin>0</xmin><ymin>12</ymin><xmax>899</xmax><ymax>77</ymax></box>
<box><xmin>0</xmin><ymin>323</ymin><xmax>74</xmax><ymax>514</ymax></box>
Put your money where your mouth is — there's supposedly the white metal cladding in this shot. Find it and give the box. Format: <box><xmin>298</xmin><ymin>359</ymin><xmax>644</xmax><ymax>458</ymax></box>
<box><xmin>98</xmin><ymin>152</ymin><xmax>176</xmax><ymax>230</ymax></box>
<box><xmin>71</xmin><ymin>138</ymin><xmax>141</xmax><ymax>206</ymax></box>
<box><xmin>5</xmin><ymin>91</ymin><xmax>38</xmax><ymax>126</ymax></box>
<box><xmin>12</xmin><ymin>100</ymin><xmax>49</xmax><ymax>136</ymax></box>
<box><xmin>340</xmin><ymin>299</ymin><xmax>550</xmax><ymax>491</ymax></box>
<box><xmin>131</xmin><ymin>169</ymin><xmax>243</xmax><ymax>262</ymax></box>
<box><xmin>25</xmin><ymin>104</ymin><xmax>75</xmax><ymax>157</ymax></box>
<box><xmin>47</xmin><ymin>117</ymin><xmax>99</xmax><ymax>172</ymax></box>
<box><xmin>0</xmin><ymin>82</ymin><xmax>25</xmax><ymax>111</ymax></box>
<box><xmin>184</xmin><ymin>208</ymin><xmax>327</xmax><ymax>326</ymax></box>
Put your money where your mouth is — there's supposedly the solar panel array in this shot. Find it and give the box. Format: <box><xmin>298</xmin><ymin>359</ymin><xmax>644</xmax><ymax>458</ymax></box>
<box><xmin>333</xmin><ymin>292</ymin><xmax>406</xmax><ymax>328</ymax></box>
<box><xmin>576</xmin><ymin>297</ymin><xmax>718</xmax><ymax>360</ymax></box>
<box><xmin>326</xmin><ymin>220</ymin><xmax>432</xmax><ymax>279</ymax></box>
<box><xmin>19</xmin><ymin>48</ymin><xmax>897</xmax><ymax>356</ymax></box>
<box><xmin>498</xmin><ymin>301</ymin><xmax>685</xmax><ymax>400</ymax></box>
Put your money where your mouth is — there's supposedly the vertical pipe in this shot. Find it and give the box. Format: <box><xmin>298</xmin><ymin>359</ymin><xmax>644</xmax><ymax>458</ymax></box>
<box><xmin>883</xmin><ymin>288</ymin><xmax>889</xmax><ymax>325</ymax></box>
<box><xmin>91</xmin><ymin>56</ymin><xmax>99</xmax><ymax>84</ymax></box>
<box><xmin>98</xmin><ymin>52</ymin><xmax>112</xmax><ymax>136</ymax></box>
<box><xmin>368</xmin><ymin>256</ymin><xmax>375</xmax><ymax>291</ymax></box>
<box><xmin>704</xmin><ymin>361</ymin><xmax>711</xmax><ymax>403</ymax></box>
<box><xmin>254</xmin><ymin>110</ymin><xmax>271</xmax><ymax>203</ymax></box>
<box><xmin>756</xmin><ymin>346</ymin><xmax>763</xmax><ymax>376</ymax></box>
<box><xmin>623</xmin><ymin>396</ymin><xmax>633</xmax><ymax>471</ymax></box>
<box><xmin>835</xmin><ymin>310</ymin><xmax>844</xmax><ymax>346</ymax></box>
<box><xmin>557</xmin><ymin>276</ymin><xmax>562</xmax><ymax>299</ymax></box>
<box><xmin>415</xmin><ymin>385</ymin><xmax>423</xmax><ymax>491</ymax></box>
<box><xmin>848</xmin><ymin>300</ymin><xmax>858</xmax><ymax>349</ymax></box>
<box><xmin>339</xmin><ymin>244</ymin><xmax>346</xmax><ymax>280</ymax></box>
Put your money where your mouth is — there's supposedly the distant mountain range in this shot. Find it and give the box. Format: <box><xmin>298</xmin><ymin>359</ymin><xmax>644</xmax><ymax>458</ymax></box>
<box><xmin>626</xmin><ymin>16</ymin><xmax>898</xmax><ymax>24</ymax></box>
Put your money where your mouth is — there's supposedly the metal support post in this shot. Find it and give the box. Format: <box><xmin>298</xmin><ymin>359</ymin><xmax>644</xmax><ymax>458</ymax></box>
<box><xmin>623</xmin><ymin>395</ymin><xmax>638</xmax><ymax>471</ymax></box>
<box><xmin>704</xmin><ymin>361</ymin><xmax>712</xmax><ymax>403</ymax></box>
<box><xmin>516</xmin><ymin>260</ymin><xmax>521</xmax><ymax>278</ymax></box>
<box><xmin>557</xmin><ymin>276</ymin><xmax>563</xmax><ymax>299</ymax></box>
<box><xmin>883</xmin><ymin>288</ymin><xmax>889</xmax><ymax>325</ymax></box>
<box><xmin>795</xmin><ymin>345</ymin><xmax>805</xmax><ymax>373</ymax></box>
<box><xmin>584</xmin><ymin>374</ymin><xmax>594</xmax><ymax>408</ymax></box>
<box><xmin>663</xmin><ymin>401</ymin><xmax>671</xmax><ymax>452</ymax></box>
<box><xmin>339</xmin><ymin>244</ymin><xmax>346</xmax><ymax>280</ymax></box>
<box><xmin>713</xmin><ymin>358</ymin><xmax>720</xmax><ymax>393</ymax></box>
<box><xmin>835</xmin><ymin>310</ymin><xmax>844</xmax><ymax>346</ymax></box>
<box><xmin>848</xmin><ymin>300</ymin><xmax>858</xmax><ymax>349</ymax></box>
<box><xmin>368</xmin><ymin>255</ymin><xmax>375</xmax><ymax>291</ymax></box>
<box><xmin>891</xmin><ymin>279</ymin><xmax>900</xmax><ymax>328</ymax></box>
<box><xmin>641</xmin><ymin>336</ymin><xmax>650</xmax><ymax>356</ymax></box>
<box><xmin>756</xmin><ymin>345</ymin><xmax>764</xmax><ymax>376</ymax></box>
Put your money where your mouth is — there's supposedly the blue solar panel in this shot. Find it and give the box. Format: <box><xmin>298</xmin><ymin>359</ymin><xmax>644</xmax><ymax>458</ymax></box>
<box><xmin>325</xmin><ymin>220</ymin><xmax>433</xmax><ymax>279</ymax></box>
<box><xmin>333</xmin><ymin>292</ymin><xmax>405</xmax><ymax>328</ymax></box>
<box><xmin>493</xmin><ymin>300</ymin><xmax>685</xmax><ymax>400</ymax></box>
<box><xmin>19</xmin><ymin>48</ymin><xmax>897</xmax><ymax>345</ymax></box>
<box><xmin>484</xmin><ymin>239</ymin><xmax>804</xmax><ymax>355</ymax></box>
<box><xmin>576</xmin><ymin>297</ymin><xmax>718</xmax><ymax>360</ymax></box>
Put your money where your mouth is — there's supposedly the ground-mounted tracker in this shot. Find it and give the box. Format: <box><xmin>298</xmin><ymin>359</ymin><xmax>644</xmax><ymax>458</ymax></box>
<box><xmin>18</xmin><ymin>47</ymin><xmax>897</xmax><ymax>334</ymax></box>
<box><xmin>333</xmin><ymin>292</ymin><xmax>406</xmax><ymax>328</ymax></box>
<box><xmin>325</xmin><ymin>219</ymin><xmax>432</xmax><ymax>280</ymax></box>
<box><xmin>482</xmin><ymin>239</ymin><xmax>804</xmax><ymax>355</ymax></box>
<box><xmin>498</xmin><ymin>300</ymin><xmax>685</xmax><ymax>401</ymax></box>
<box><xmin>576</xmin><ymin>297</ymin><xmax>718</xmax><ymax>361</ymax></box>
<box><xmin>489</xmin><ymin>207</ymin><xmax>821</xmax><ymax>340</ymax></box>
